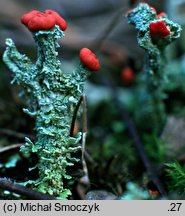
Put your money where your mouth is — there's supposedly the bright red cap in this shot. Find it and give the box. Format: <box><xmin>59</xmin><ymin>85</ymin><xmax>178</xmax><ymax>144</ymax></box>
<box><xmin>149</xmin><ymin>20</ymin><xmax>170</xmax><ymax>38</ymax></box>
<box><xmin>45</xmin><ymin>10</ymin><xmax>67</xmax><ymax>31</ymax></box>
<box><xmin>21</xmin><ymin>9</ymin><xmax>67</xmax><ymax>32</ymax></box>
<box><xmin>157</xmin><ymin>12</ymin><xmax>167</xmax><ymax>19</ymax></box>
<box><xmin>80</xmin><ymin>48</ymin><xmax>101</xmax><ymax>71</ymax></box>
<box><xmin>27</xmin><ymin>13</ymin><xmax>56</xmax><ymax>31</ymax></box>
<box><xmin>21</xmin><ymin>10</ymin><xmax>41</xmax><ymax>25</ymax></box>
<box><xmin>121</xmin><ymin>67</ymin><xmax>134</xmax><ymax>83</ymax></box>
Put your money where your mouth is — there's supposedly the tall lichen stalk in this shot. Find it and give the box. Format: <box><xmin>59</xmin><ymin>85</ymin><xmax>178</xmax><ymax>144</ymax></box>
<box><xmin>127</xmin><ymin>3</ymin><xmax>181</xmax><ymax>133</ymax></box>
<box><xmin>3</xmin><ymin>24</ymin><xmax>93</xmax><ymax>198</ymax></box>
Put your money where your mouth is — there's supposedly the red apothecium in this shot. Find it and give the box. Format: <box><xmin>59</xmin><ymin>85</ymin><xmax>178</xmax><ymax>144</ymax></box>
<box><xmin>80</xmin><ymin>48</ymin><xmax>101</xmax><ymax>71</ymax></box>
<box><xmin>45</xmin><ymin>10</ymin><xmax>67</xmax><ymax>31</ymax></box>
<box><xmin>21</xmin><ymin>10</ymin><xmax>40</xmax><ymax>25</ymax></box>
<box><xmin>27</xmin><ymin>13</ymin><xmax>56</xmax><ymax>31</ymax></box>
<box><xmin>149</xmin><ymin>20</ymin><xmax>170</xmax><ymax>38</ymax></box>
<box><xmin>121</xmin><ymin>67</ymin><xmax>134</xmax><ymax>83</ymax></box>
<box><xmin>21</xmin><ymin>10</ymin><xmax>67</xmax><ymax>31</ymax></box>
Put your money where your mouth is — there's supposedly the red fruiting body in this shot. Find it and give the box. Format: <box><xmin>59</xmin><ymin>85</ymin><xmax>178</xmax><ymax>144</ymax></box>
<box><xmin>21</xmin><ymin>10</ymin><xmax>40</xmax><ymax>25</ymax></box>
<box><xmin>140</xmin><ymin>2</ymin><xmax>157</xmax><ymax>13</ymax></box>
<box><xmin>121</xmin><ymin>67</ymin><xmax>134</xmax><ymax>83</ymax></box>
<box><xmin>27</xmin><ymin>13</ymin><xmax>56</xmax><ymax>31</ymax></box>
<box><xmin>149</xmin><ymin>190</ymin><xmax>160</xmax><ymax>196</ymax></box>
<box><xmin>45</xmin><ymin>10</ymin><xmax>67</xmax><ymax>31</ymax></box>
<box><xmin>149</xmin><ymin>21</ymin><xmax>170</xmax><ymax>38</ymax></box>
<box><xmin>80</xmin><ymin>48</ymin><xmax>100</xmax><ymax>71</ymax></box>
<box><xmin>21</xmin><ymin>9</ymin><xmax>67</xmax><ymax>31</ymax></box>
<box><xmin>157</xmin><ymin>12</ymin><xmax>166</xmax><ymax>19</ymax></box>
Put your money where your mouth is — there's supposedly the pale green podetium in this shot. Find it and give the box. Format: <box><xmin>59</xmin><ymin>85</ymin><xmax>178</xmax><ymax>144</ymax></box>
<box><xmin>127</xmin><ymin>3</ymin><xmax>181</xmax><ymax>133</ymax></box>
<box><xmin>3</xmin><ymin>26</ymin><xmax>91</xmax><ymax>199</ymax></box>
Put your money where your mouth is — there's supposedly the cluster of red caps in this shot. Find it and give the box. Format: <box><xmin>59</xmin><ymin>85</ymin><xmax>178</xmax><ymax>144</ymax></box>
<box><xmin>21</xmin><ymin>10</ymin><xmax>100</xmax><ymax>71</ymax></box>
<box><xmin>149</xmin><ymin>20</ymin><xmax>170</xmax><ymax>38</ymax></box>
<box><xmin>21</xmin><ymin>10</ymin><xmax>67</xmax><ymax>31</ymax></box>
<box><xmin>141</xmin><ymin>2</ymin><xmax>171</xmax><ymax>39</ymax></box>
<box><xmin>127</xmin><ymin>2</ymin><xmax>171</xmax><ymax>39</ymax></box>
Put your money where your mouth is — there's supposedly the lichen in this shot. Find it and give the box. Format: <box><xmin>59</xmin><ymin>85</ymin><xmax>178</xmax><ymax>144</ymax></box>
<box><xmin>3</xmin><ymin>22</ymin><xmax>97</xmax><ymax>198</ymax></box>
<box><xmin>127</xmin><ymin>3</ymin><xmax>181</xmax><ymax>133</ymax></box>
<box><xmin>127</xmin><ymin>3</ymin><xmax>181</xmax><ymax>78</ymax></box>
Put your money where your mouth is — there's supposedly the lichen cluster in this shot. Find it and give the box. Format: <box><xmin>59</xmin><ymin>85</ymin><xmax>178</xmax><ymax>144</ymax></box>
<box><xmin>3</xmin><ymin>21</ymin><xmax>96</xmax><ymax>198</ymax></box>
<box><xmin>127</xmin><ymin>3</ymin><xmax>181</xmax><ymax>132</ymax></box>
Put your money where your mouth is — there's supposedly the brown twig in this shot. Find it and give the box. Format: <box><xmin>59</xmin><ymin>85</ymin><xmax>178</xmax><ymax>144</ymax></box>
<box><xmin>70</xmin><ymin>96</ymin><xmax>83</xmax><ymax>137</ymax></box>
<box><xmin>70</xmin><ymin>96</ymin><xmax>96</xmax><ymax>166</ymax></box>
<box><xmin>0</xmin><ymin>178</ymin><xmax>56</xmax><ymax>200</ymax></box>
<box><xmin>81</xmin><ymin>95</ymin><xmax>90</xmax><ymax>183</ymax></box>
<box><xmin>70</xmin><ymin>94</ymin><xmax>90</xmax><ymax>179</ymax></box>
<box><xmin>70</xmin><ymin>95</ymin><xmax>90</xmax><ymax>199</ymax></box>
<box><xmin>0</xmin><ymin>143</ymin><xmax>22</xmax><ymax>157</ymax></box>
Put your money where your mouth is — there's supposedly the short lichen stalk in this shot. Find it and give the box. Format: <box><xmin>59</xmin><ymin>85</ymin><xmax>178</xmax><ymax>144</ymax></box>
<box><xmin>126</xmin><ymin>3</ymin><xmax>181</xmax><ymax>133</ymax></box>
<box><xmin>3</xmin><ymin>10</ymin><xmax>100</xmax><ymax>198</ymax></box>
<box><xmin>144</xmin><ymin>48</ymin><xmax>167</xmax><ymax>133</ymax></box>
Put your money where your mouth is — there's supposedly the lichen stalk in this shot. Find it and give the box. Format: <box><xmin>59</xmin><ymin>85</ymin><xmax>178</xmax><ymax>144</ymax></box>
<box><xmin>3</xmin><ymin>25</ymin><xmax>92</xmax><ymax>198</ymax></box>
<box><xmin>126</xmin><ymin>3</ymin><xmax>181</xmax><ymax>132</ymax></box>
